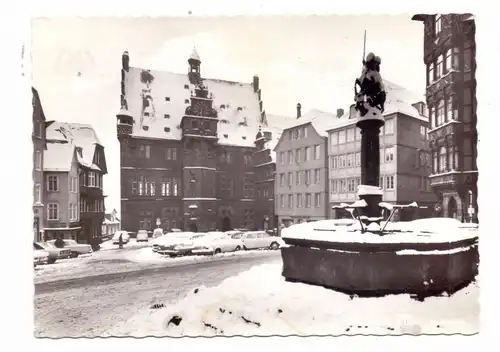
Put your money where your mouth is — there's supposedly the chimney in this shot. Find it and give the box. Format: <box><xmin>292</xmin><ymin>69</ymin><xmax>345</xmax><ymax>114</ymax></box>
<box><xmin>263</xmin><ymin>131</ymin><xmax>272</xmax><ymax>141</ymax></box>
<box><xmin>336</xmin><ymin>108</ymin><xmax>344</xmax><ymax>118</ymax></box>
<box><xmin>253</xmin><ymin>75</ymin><xmax>259</xmax><ymax>93</ymax></box>
<box><xmin>297</xmin><ymin>103</ymin><xmax>302</xmax><ymax>119</ymax></box>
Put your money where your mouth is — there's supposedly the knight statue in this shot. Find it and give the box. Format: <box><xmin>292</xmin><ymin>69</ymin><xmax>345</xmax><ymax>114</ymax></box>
<box><xmin>354</xmin><ymin>52</ymin><xmax>387</xmax><ymax>117</ymax></box>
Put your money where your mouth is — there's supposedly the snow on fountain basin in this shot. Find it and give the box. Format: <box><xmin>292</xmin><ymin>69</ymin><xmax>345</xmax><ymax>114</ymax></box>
<box><xmin>281</xmin><ymin>217</ymin><xmax>478</xmax><ymax>248</ymax></box>
<box><xmin>113</xmin><ymin>263</ymin><xmax>479</xmax><ymax>337</ymax></box>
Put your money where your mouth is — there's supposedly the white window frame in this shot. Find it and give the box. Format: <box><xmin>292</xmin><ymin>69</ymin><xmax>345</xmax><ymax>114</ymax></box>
<box><xmin>330</xmin><ymin>132</ymin><xmax>338</xmax><ymax>147</ymax></box>
<box><xmin>384</xmin><ymin>119</ymin><xmax>394</xmax><ymax>135</ymax></box>
<box><xmin>34</xmin><ymin>183</ymin><xmax>41</xmax><ymax>204</ymax></box>
<box><xmin>70</xmin><ymin>203</ymin><xmax>78</xmax><ymax>221</ymax></box>
<box><xmin>47</xmin><ymin>175</ymin><xmax>59</xmax><ymax>191</ymax></box>
<box><xmin>47</xmin><ymin>203</ymin><xmax>59</xmax><ymax>220</ymax></box>
<box><xmin>314</xmin><ymin>193</ymin><xmax>321</xmax><ymax>208</ymax></box>
<box><xmin>88</xmin><ymin>171</ymin><xmax>96</xmax><ymax>187</ymax></box>
<box><xmin>386</xmin><ymin>175</ymin><xmax>395</xmax><ymax>190</ymax></box>
<box><xmin>385</xmin><ymin>147</ymin><xmax>394</xmax><ymax>163</ymax></box>
<box><xmin>314</xmin><ymin>168</ymin><xmax>320</xmax><ymax>184</ymax></box>
<box><xmin>314</xmin><ymin>145</ymin><xmax>321</xmax><ymax>160</ymax></box>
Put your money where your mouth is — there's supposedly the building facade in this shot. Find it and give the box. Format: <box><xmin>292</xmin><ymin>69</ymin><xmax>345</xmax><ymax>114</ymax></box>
<box><xmin>46</xmin><ymin>122</ymin><xmax>107</xmax><ymax>247</ymax></box>
<box><xmin>274</xmin><ymin>106</ymin><xmax>332</xmax><ymax>226</ymax></box>
<box><xmin>102</xmin><ymin>209</ymin><xmax>121</xmax><ymax>238</ymax></box>
<box><xmin>328</xmin><ymin>82</ymin><xmax>436</xmax><ymax>221</ymax></box>
<box><xmin>32</xmin><ymin>88</ymin><xmax>47</xmax><ymax>241</ymax></box>
<box><xmin>117</xmin><ymin>50</ymin><xmax>287</xmax><ymax>233</ymax></box>
<box><xmin>42</xmin><ymin>142</ymin><xmax>81</xmax><ymax>240</ymax></box>
<box><xmin>412</xmin><ymin>13</ymin><xmax>477</xmax><ymax>222</ymax></box>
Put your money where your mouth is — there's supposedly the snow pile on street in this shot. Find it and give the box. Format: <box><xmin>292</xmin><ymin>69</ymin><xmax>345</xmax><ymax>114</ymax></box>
<box><xmin>99</xmin><ymin>239</ymin><xmax>151</xmax><ymax>251</ymax></box>
<box><xmin>114</xmin><ymin>263</ymin><xmax>479</xmax><ymax>337</ymax></box>
<box><xmin>282</xmin><ymin>217</ymin><xmax>479</xmax><ymax>244</ymax></box>
<box><xmin>122</xmin><ymin>247</ymin><xmax>279</xmax><ymax>265</ymax></box>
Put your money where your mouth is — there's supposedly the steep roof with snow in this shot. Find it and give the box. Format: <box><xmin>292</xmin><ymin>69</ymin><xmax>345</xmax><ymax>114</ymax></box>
<box><xmin>43</xmin><ymin>142</ymin><xmax>75</xmax><ymax>172</ymax></box>
<box><xmin>325</xmin><ymin>80</ymin><xmax>427</xmax><ymax>132</ymax></box>
<box><xmin>45</xmin><ymin>122</ymin><xmax>102</xmax><ymax>169</ymax></box>
<box><xmin>262</xmin><ymin>113</ymin><xmax>296</xmax><ymax>161</ymax></box>
<box><xmin>122</xmin><ymin>63</ymin><xmax>274</xmax><ymax>147</ymax></box>
<box><xmin>283</xmin><ymin>108</ymin><xmax>338</xmax><ymax>138</ymax></box>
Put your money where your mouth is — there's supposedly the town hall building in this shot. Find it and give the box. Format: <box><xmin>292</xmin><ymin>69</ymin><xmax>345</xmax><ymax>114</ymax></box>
<box><xmin>117</xmin><ymin>49</ymin><xmax>287</xmax><ymax>233</ymax></box>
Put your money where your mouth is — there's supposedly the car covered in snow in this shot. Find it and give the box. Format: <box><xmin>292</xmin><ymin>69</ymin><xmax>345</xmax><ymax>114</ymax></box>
<box><xmin>237</xmin><ymin>231</ymin><xmax>284</xmax><ymax>250</ymax></box>
<box><xmin>112</xmin><ymin>231</ymin><xmax>130</xmax><ymax>245</ymax></box>
<box><xmin>47</xmin><ymin>239</ymin><xmax>92</xmax><ymax>258</ymax></box>
<box><xmin>152</xmin><ymin>232</ymin><xmax>206</xmax><ymax>256</ymax></box>
<box><xmin>191</xmin><ymin>232</ymin><xmax>243</xmax><ymax>255</ymax></box>
<box><xmin>152</xmin><ymin>228</ymin><xmax>164</xmax><ymax>239</ymax></box>
<box><xmin>136</xmin><ymin>230</ymin><xmax>149</xmax><ymax>242</ymax></box>
<box><xmin>34</xmin><ymin>242</ymin><xmax>71</xmax><ymax>264</ymax></box>
<box><xmin>33</xmin><ymin>247</ymin><xmax>50</xmax><ymax>267</ymax></box>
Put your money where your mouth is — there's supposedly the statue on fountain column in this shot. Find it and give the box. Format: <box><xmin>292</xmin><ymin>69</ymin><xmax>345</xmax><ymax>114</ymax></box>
<box><xmin>354</xmin><ymin>52</ymin><xmax>387</xmax><ymax>117</ymax></box>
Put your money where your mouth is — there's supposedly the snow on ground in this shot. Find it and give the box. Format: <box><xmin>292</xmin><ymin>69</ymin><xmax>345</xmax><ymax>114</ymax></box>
<box><xmin>99</xmin><ymin>239</ymin><xmax>151</xmax><ymax>251</ymax></box>
<box><xmin>115</xmin><ymin>263</ymin><xmax>479</xmax><ymax>337</ymax></box>
<box><xmin>282</xmin><ymin>217</ymin><xmax>479</xmax><ymax>244</ymax></box>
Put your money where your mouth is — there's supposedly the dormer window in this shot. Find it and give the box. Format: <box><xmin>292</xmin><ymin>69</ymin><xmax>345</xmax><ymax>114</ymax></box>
<box><xmin>220</xmin><ymin>104</ymin><xmax>226</xmax><ymax>109</ymax></box>
<box><xmin>144</xmin><ymin>112</ymin><xmax>150</xmax><ymax>117</ymax></box>
<box><xmin>165</xmin><ymin>97</ymin><xmax>171</xmax><ymax>102</ymax></box>
<box><xmin>223</xmin><ymin>134</ymin><xmax>228</xmax><ymax>138</ymax></box>
<box><xmin>184</xmin><ymin>99</ymin><xmax>189</xmax><ymax>104</ymax></box>
<box><xmin>164</xmin><ymin>114</ymin><xmax>170</xmax><ymax>119</ymax></box>
<box><xmin>164</xmin><ymin>127</ymin><xmax>171</xmax><ymax>132</ymax></box>
<box><xmin>242</xmin><ymin>136</ymin><xmax>247</xmax><ymax>140</ymax></box>
<box><xmin>142</xmin><ymin>126</ymin><xmax>149</xmax><ymax>131</ymax></box>
<box><xmin>237</xmin><ymin>107</ymin><xmax>243</xmax><ymax>111</ymax></box>
<box><xmin>184</xmin><ymin>84</ymin><xmax>189</xmax><ymax>89</ymax></box>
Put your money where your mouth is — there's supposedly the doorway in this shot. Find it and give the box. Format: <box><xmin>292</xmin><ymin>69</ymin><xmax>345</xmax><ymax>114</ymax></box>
<box><xmin>189</xmin><ymin>223</ymin><xmax>198</xmax><ymax>232</ymax></box>
<box><xmin>448</xmin><ymin>197</ymin><xmax>458</xmax><ymax>219</ymax></box>
<box><xmin>222</xmin><ymin>217</ymin><xmax>231</xmax><ymax>232</ymax></box>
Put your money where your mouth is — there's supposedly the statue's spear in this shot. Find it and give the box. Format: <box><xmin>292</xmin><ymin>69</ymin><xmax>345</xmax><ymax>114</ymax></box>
<box><xmin>362</xmin><ymin>29</ymin><xmax>367</xmax><ymax>64</ymax></box>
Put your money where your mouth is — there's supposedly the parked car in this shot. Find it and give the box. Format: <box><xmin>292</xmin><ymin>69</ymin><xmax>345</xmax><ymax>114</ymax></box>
<box><xmin>225</xmin><ymin>230</ymin><xmax>245</xmax><ymax>237</ymax></box>
<box><xmin>153</xmin><ymin>232</ymin><xmax>206</xmax><ymax>256</ymax></box>
<box><xmin>152</xmin><ymin>228</ymin><xmax>163</xmax><ymax>239</ymax></box>
<box><xmin>112</xmin><ymin>231</ymin><xmax>130</xmax><ymax>245</ymax></box>
<box><xmin>47</xmin><ymin>239</ymin><xmax>93</xmax><ymax>258</ymax></box>
<box><xmin>136</xmin><ymin>230</ymin><xmax>149</xmax><ymax>242</ymax></box>
<box><xmin>238</xmin><ymin>231</ymin><xmax>284</xmax><ymax>250</ymax></box>
<box><xmin>34</xmin><ymin>242</ymin><xmax>71</xmax><ymax>264</ymax></box>
<box><xmin>33</xmin><ymin>248</ymin><xmax>50</xmax><ymax>267</ymax></box>
<box><xmin>191</xmin><ymin>232</ymin><xmax>242</xmax><ymax>255</ymax></box>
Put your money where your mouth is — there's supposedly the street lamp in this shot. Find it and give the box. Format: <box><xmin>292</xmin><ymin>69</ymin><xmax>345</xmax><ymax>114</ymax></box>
<box><xmin>468</xmin><ymin>190</ymin><xmax>474</xmax><ymax>223</ymax></box>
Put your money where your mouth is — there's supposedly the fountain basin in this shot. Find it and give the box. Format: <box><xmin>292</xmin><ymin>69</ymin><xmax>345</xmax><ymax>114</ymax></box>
<box><xmin>280</xmin><ymin>220</ymin><xmax>479</xmax><ymax>298</ymax></box>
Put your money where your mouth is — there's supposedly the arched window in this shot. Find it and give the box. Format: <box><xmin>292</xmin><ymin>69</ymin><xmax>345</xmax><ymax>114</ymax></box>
<box><xmin>439</xmin><ymin>146</ymin><xmax>447</xmax><ymax>173</ymax></box>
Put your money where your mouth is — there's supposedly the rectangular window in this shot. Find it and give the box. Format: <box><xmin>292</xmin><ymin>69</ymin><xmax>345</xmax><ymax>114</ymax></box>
<box><xmin>70</xmin><ymin>203</ymin><xmax>78</xmax><ymax>221</ymax></box>
<box><xmin>47</xmin><ymin>175</ymin><xmax>59</xmax><ymax>191</ymax></box>
<box><xmin>280</xmin><ymin>195</ymin><xmax>285</xmax><ymax>208</ymax></box>
<box><xmin>296</xmin><ymin>171</ymin><xmax>301</xmax><ymax>185</ymax></box>
<box><xmin>47</xmin><ymin>203</ymin><xmax>59</xmax><ymax>220</ymax></box>
<box><xmin>295</xmin><ymin>148</ymin><xmax>301</xmax><ymax>163</ymax></box>
<box><xmin>297</xmin><ymin>194</ymin><xmax>303</xmax><ymax>208</ymax></box>
<box><xmin>34</xmin><ymin>183</ymin><xmax>41</xmax><ymax>204</ymax></box>
<box><xmin>88</xmin><ymin>172</ymin><xmax>96</xmax><ymax>187</ymax></box>
<box><xmin>427</xmin><ymin>62</ymin><xmax>435</xmax><ymax>85</ymax></box>
<box><xmin>330</xmin><ymin>132</ymin><xmax>338</xmax><ymax>147</ymax></box>
<box><xmin>331</xmin><ymin>180</ymin><xmax>338</xmax><ymax>194</ymax></box>
<box><xmin>305</xmin><ymin>147</ymin><xmax>311</xmax><ymax>161</ymax></box>
<box><xmin>314</xmin><ymin>193</ymin><xmax>321</xmax><ymax>208</ymax></box>
<box><xmin>305</xmin><ymin>170</ymin><xmax>311</xmax><ymax>185</ymax></box>
<box><xmin>340</xmin><ymin>155</ymin><xmax>346</xmax><ymax>168</ymax></box>
<box><xmin>445</xmin><ymin>48</ymin><xmax>452</xmax><ymax>72</ymax></box>
<box><xmin>437</xmin><ymin>100</ymin><xmax>445</xmax><ymax>126</ymax></box>
<box><xmin>279</xmin><ymin>152</ymin><xmax>285</xmax><ymax>165</ymax></box>
<box><xmin>69</xmin><ymin>176</ymin><xmax>78</xmax><ymax>193</ymax></box>
<box><xmin>331</xmin><ymin>156</ymin><xmax>338</xmax><ymax>169</ymax></box>
<box><xmin>355</xmin><ymin>152</ymin><xmax>361</xmax><ymax>167</ymax></box>
<box><xmin>436</xmin><ymin>54</ymin><xmax>444</xmax><ymax>79</ymax></box>
<box><xmin>385</xmin><ymin>147</ymin><xmax>394</xmax><ymax>162</ymax></box>
<box><xmin>379</xmin><ymin>176</ymin><xmax>384</xmax><ymax>189</ymax></box>
<box><xmin>446</xmin><ymin>96</ymin><xmax>454</xmax><ymax>122</ymax></box>
<box><xmin>338</xmin><ymin>130</ymin><xmax>346</xmax><ymax>144</ymax></box>
<box><xmin>347</xmin><ymin>153</ymin><xmax>353</xmax><ymax>168</ymax></box>
<box><xmin>420</xmin><ymin>125</ymin><xmax>427</xmax><ymax>138</ymax></box>
<box><xmin>288</xmin><ymin>150</ymin><xmax>294</xmax><ymax>164</ymax></box>
<box><xmin>288</xmin><ymin>194</ymin><xmax>293</xmax><ymax>208</ymax></box>
<box><xmin>279</xmin><ymin>173</ymin><xmax>285</xmax><ymax>187</ymax></box>
<box><xmin>314</xmin><ymin>168</ymin><xmax>320</xmax><ymax>184</ymax></box>
<box><xmin>35</xmin><ymin>150</ymin><xmax>42</xmax><ymax>171</ymax></box>
<box><xmin>386</xmin><ymin>175</ymin><xmax>395</xmax><ymax>190</ymax></box>
<box><xmin>305</xmin><ymin>193</ymin><xmax>312</xmax><ymax>208</ymax></box>
<box><xmin>314</xmin><ymin>145</ymin><xmax>321</xmax><ymax>160</ymax></box>
<box><xmin>287</xmin><ymin>172</ymin><xmax>293</xmax><ymax>187</ymax></box>
<box><xmin>435</xmin><ymin>15</ymin><xmax>442</xmax><ymax>37</ymax></box>
<box><xmin>346</xmin><ymin>128</ymin><xmax>354</xmax><ymax>142</ymax></box>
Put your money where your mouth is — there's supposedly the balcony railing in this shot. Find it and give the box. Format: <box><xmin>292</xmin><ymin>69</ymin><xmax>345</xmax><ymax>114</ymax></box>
<box><xmin>428</xmin><ymin>120</ymin><xmax>461</xmax><ymax>144</ymax></box>
<box><xmin>429</xmin><ymin>172</ymin><xmax>460</xmax><ymax>187</ymax></box>
<box><xmin>80</xmin><ymin>185</ymin><xmax>104</xmax><ymax>198</ymax></box>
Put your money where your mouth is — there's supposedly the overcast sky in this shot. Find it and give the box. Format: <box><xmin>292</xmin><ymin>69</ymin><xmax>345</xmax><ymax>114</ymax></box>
<box><xmin>31</xmin><ymin>15</ymin><xmax>425</xmax><ymax>213</ymax></box>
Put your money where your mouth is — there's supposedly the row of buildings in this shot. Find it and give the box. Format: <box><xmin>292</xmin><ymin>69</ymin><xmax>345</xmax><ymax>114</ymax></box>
<box><xmin>32</xmin><ymin>88</ymin><xmax>110</xmax><ymax>247</ymax></box>
<box><xmin>274</xmin><ymin>13</ymin><xmax>477</xmax><ymax>226</ymax></box>
<box><xmin>115</xmin><ymin>13</ymin><xmax>477</xmax><ymax>233</ymax></box>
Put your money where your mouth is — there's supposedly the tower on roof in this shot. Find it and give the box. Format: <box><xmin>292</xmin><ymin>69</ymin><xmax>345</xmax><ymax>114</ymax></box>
<box><xmin>188</xmin><ymin>47</ymin><xmax>201</xmax><ymax>85</ymax></box>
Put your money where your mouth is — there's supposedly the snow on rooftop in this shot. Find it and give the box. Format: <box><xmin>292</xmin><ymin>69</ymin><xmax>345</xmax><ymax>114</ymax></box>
<box><xmin>125</xmin><ymin>67</ymin><xmax>279</xmax><ymax>148</ymax></box>
<box><xmin>112</xmin><ymin>263</ymin><xmax>478</xmax><ymax>336</ymax></box>
<box><xmin>281</xmin><ymin>217</ymin><xmax>479</xmax><ymax>244</ymax></box>
<box><xmin>262</xmin><ymin>114</ymin><xmax>295</xmax><ymax>161</ymax></box>
<box><xmin>43</xmin><ymin>142</ymin><xmax>75</xmax><ymax>172</ymax></box>
<box><xmin>46</xmin><ymin>121</ymin><xmax>101</xmax><ymax>168</ymax></box>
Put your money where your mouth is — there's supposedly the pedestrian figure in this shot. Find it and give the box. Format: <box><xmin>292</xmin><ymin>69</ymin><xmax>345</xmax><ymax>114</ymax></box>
<box><xmin>54</xmin><ymin>235</ymin><xmax>65</xmax><ymax>248</ymax></box>
<box><xmin>118</xmin><ymin>233</ymin><xmax>123</xmax><ymax>249</ymax></box>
